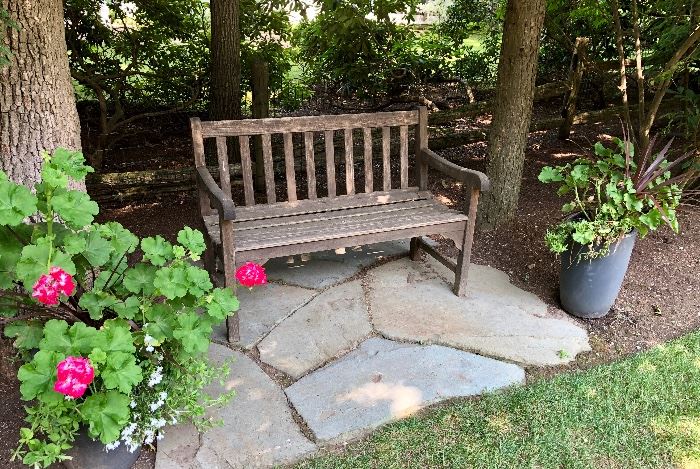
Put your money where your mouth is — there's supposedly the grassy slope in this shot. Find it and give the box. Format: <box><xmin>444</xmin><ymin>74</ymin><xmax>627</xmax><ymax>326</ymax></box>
<box><xmin>298</xmin><ymin>332</ymin><xmax>700</xmax><ymax>469</ymax></box>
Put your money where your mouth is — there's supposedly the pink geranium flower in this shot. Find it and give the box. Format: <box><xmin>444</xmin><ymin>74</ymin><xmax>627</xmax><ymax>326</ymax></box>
<box><xmin>235</xmin><ymin>262</ymin><xmax>267</xmax><ymax>288</ymax></box>
<box><xmin>54</xmin><ymin>356</ymin><xmax>94</xmax><ymax>399</ymax></box>
<box><xmin>32</xmin><ymin>267</ymin><xmax>75</xmax><ymax>306</ymax></box>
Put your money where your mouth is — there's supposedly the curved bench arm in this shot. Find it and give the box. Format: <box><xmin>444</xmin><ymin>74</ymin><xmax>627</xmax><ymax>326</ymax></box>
<box><xmin>420</xmin><ymin>148</ymin><xmax>490</xmax><ymax>192</ymax></box>
<box><xmin>196</xmin><ymin>166</ymin><xmax>237</xmax><ymax>220</ymax></box>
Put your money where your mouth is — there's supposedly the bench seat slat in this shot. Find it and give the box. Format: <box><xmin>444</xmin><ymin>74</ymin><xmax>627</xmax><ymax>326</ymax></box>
<box><xmin>204</xmin><ymin>198</ymin><xmax>467</xmax><ymax>251</ymax></box>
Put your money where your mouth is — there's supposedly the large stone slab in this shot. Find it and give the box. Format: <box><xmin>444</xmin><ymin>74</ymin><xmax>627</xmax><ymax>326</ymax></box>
<box><xmin>258</xmin><ymin>280</ymin><xmax>372</xmax><ymax>379</ymax></box>
<box><xmin>368</xmin><ymin>258</ymin><xmax>590</xmax><ymax>366</ymax></box>
<box><xmin>286</xmin><ymin>337</ymin><xmax>524</xmax><ymax>442</ymax></box>
<box><xmin>212</xmin><ymin>283</ymin><xmax>317</xmax><ymax>348</ymax></box>
<box><xmin>156</xmin><ymin>344</ymin><xmax>316</xmax><ymax>469</ymax></box>
<box><xmin>264</xmin><ymin>240</ymin><xmax>409</xmax><ymax>289</ymax></box>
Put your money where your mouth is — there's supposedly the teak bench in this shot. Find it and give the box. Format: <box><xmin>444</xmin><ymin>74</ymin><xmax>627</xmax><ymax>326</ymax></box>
<box><xmin>191</xmin><ymin>107</ymin><xmax>490</xmax><ymax>343</ymax></box>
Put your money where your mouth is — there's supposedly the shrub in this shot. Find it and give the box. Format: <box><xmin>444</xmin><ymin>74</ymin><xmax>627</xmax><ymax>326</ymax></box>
<box><xmin>539</xmin><ymin>136</ymin><xmax>697</xmax><ymax>260</ymax></box>
<box><xmin>1</xmin><ymin>149</ymin><xmax>240</xmax><ymax>467</ymax></box>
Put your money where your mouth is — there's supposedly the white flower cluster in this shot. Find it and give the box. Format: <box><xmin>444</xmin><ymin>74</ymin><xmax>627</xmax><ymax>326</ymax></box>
<box><xmin>148</xmin><ymin>366</ymin><xmax>163</xmax><ymax>387</ymax></box>
<box><xmin>144</xmin><ymin>334</ymin><xmax>158</xmax><ymax>353</ymax></box>
<box><xmin>149</xmin><ymin>391</ymin><xmax>168</xmax><ymax>411</ymax></box>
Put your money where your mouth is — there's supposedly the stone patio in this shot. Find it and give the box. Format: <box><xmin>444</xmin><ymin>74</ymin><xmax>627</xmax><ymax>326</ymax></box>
<box><xmin>157</xmin><ymin>240</ymin><xmax>590</xmax><ymax>468</ymax></box>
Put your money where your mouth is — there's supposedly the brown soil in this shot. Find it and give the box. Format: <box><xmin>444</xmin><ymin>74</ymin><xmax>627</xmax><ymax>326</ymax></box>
<box><xmin>2</xmin><ymin>119</ymin><xmax>698</xmax><ymax>468</ymax></box>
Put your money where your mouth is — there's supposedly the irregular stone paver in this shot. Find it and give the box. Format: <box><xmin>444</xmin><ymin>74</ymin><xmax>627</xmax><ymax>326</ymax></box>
<box><xmin>258</xmin><ymin>280</ymin><xmax>372</xmax><ymax>379</ymax></box>
<box><xmin>156</xmin><ymin>343</ymin><xmax>316</xmax><ymax>469</ymax></box>
<box><xmin>265</xmin><ymin>240</ymin><xmax>409</xmax><ymax>289</ymax></box>
<box><xmin>211</xmin><ymin>283</ymin><xmax>317</xmax><ymax>348</ymax></box>
<box><xmin>368</xmin><ymin>258</ymin><xmax>590</xmax><ymax>366</ymax></box>
<box><xmin>286</xmin><ymin>337</ymin><xmax>524</xmax><ymax>442</ymax></box>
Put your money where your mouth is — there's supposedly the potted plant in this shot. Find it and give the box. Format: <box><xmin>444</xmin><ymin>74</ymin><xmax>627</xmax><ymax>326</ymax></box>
<box><xmin>538</xmin><ymin>136</ymin><xmax>697</xmax><ymax>319</ymax></box>
<box><xmin>0</xmin><ymin>149</ymin><xmax>259</xmax><ymax>468</ymax></box>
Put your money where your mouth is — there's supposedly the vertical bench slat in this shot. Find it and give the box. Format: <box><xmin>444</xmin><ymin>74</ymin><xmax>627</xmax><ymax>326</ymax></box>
<box><xmin>363</xmin><ymin>127</ymin><xmax>373</xmax><ymax>193</ymax></box>
<box><xmin>216</xmin><ymin>137</ymin><xmax>232</xmax><ymax>198</ymax></box>
<box><xmin>191</xmin><ymin>118</ymin><xmax>212</xmax><ymax>216</ymax></box>
<box><xmin>283</xmin><ymin>133</ymin><xmax>297</xmax><ymax>202</ymax></box>
<box><xmin>382</xmin><ymin>126</ymin><xmax>391</xmax><ymax>191</ymax></box>
<box><xmin>344</xmin><ymin>128</ymin><xmax>355</xmax><ymax>195</ymax></box>
<box><xmin>305</xmin><ymin>131</ymin><xmax>317</xmax><ymax>199</ymax></box>
<box><xmin>325</xmin><ymin>130</ymin><xmax>336</xmax><ymax>197</ymax></box>
<box><xmin>399</xmin><ymin>125</ymin><xmax>409</xmax><ymax>189</ymax></box>
<box><xmin>262</xmin><ymin>133</ymin><xmax>276</xmax><ymax>203</ymax></box>
<box><xmin>415</xmin><ymin>107</ymin><xmax>429</xmax><ymax>191</ymax></box>
<box><xmin>239</xmin><ymin>135</ymin><xmax>255</xmax><ymax>205</ymax></box>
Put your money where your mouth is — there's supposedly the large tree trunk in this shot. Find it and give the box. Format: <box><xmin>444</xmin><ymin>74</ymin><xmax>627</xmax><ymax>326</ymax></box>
<box><xmin>477</xmin><ymin>0</ymin><xmax>546</xmax><ymax>230</ymax></box>
<box><xmin>0</xmin><ymin>0</ymin><xmax>82</xmax><ymax>188</ymax></box>
<box><xmin>209</xmin><ymin>0</ymin><xmax>241</xmax><ymax>121</ymax></box>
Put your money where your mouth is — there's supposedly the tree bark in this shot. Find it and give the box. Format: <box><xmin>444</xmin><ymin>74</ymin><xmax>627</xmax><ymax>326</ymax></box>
<box><xmin>0</xmin><ymin>0</ymin><xmax>82</xmax><ymax>189</ymax></box>
<box><xmin>477</xmin><ymin>0</ymin><xmax>546</xmax><ymax>230</ymax></box>
<box><xmin>209</xmin><ymin>0</ymin><xmax>241</xmax><ymax>121</ymax></box>
<box><xmin>611</xmin><ymin>0</ymin><xmax>632</xmax><ymax>132</ymax></box>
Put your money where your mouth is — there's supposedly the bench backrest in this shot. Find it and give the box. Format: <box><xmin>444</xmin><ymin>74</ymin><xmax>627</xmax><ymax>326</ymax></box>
<box><xmin>191</xmin><ymin>107</ymin><xmax>429</xmax><ymax>206</ymax></box>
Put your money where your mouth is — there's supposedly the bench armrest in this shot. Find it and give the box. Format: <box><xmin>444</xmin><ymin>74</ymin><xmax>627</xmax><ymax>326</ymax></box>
<box><xmin>420</xmin><ymin>148</ymin><xmax>490</xmax><ymax>192</ymax></box>
<box><xmin>196</xmin><ymin>166</ymin><xmax>236</xmax><ymax>220</ymax></box>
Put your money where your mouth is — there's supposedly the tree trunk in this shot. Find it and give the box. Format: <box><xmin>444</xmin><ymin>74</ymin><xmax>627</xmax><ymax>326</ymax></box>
<box><xmin>611</xmin><ymin>0</ymin><xmax>632</xmax><ymax>132</ymax></box>
<box><xmin>209</xmin><ymin>0</ymin><xmax>241</xmax><ymax>121</ymax></box>
<box><xmin>477</xmin><ymin>0</ymin><xmax>546</xmax><ymax>230</ymax></box>
<box><xmin>0</xmin><ymin>0</ymin><xmax>82</xmax><ymax>189</ymax></box>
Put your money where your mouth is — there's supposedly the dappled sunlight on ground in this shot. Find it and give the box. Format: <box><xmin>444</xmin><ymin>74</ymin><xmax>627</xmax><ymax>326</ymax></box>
<box><xmin>338</xmin><ymin>381</ymin><xmax>424</xmax><ymax>419</ymax></box>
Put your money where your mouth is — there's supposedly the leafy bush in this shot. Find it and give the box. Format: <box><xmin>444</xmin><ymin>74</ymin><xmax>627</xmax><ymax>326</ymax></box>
<box><xmin>539</xmin><ymin>137</ymin><xmax>697</xmax><ymax>260</ymax></box>
<box><xmin>1</xmin><ymin>149</ymin><xmax>240</xmax><ymax>467</ymax></box>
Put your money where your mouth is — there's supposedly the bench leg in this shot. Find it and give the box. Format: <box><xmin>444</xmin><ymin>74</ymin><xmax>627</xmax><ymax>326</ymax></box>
<box><xmin>409</xmin><ymin>237</ymin><xmax>421</xmax><ymax>261</ymax></box>
<box><xmin>454</xmin><ymin>188</ymin><xmax>480</xmax><ymax>297</ymax></box>
<box><xmin>219</xmin><ymin>218</ymin><xmax>240</xmax><ymax>344</ymax></box>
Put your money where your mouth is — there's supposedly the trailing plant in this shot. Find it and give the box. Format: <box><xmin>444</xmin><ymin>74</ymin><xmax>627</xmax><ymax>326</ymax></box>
<box><xmin>0</xmin><ymin>148</ymin><xmax>244</xmax><ymax>468</ymax></box>
<box><xmin>539</xmin><ymin>135</ymin><xmax>697</xmax><ymax>260</ymax></box>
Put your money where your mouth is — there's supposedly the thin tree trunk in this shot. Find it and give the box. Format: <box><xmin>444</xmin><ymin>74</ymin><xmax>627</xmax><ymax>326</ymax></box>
<box><xmin>477</xmin><ymin>0</ymin><xmax>546</xmax><ymax>230</ymax></box>
<box><xmin>558</xmin><ymin>37</ymin><xmax>589</xmax><ymax>140</ymax></box>
<box><xmin>640</xmin><ymin>24</ymin><xmax>700</xmax><ymax>152</ymax></box>
<box><xmin>209</xmin><ymin>0</ymin><xmax>241</xmax><ymax>121</ymax></box>
<box><xmin>0</xmin><ymin>0</ymin><xmax>83</xmax><ymax>189</ymax></box>
<box><xmin>611</xmin><ymin>0</ymin><xmax>632</xmax><ymax>132</ymax></box>
<box><xmin>630</xmin><ymin>0</ymin><xmax>645</xmax><ymax>152</ymax></box>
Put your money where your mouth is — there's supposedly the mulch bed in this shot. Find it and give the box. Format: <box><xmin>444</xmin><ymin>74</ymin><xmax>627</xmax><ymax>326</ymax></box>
<box><xmin>1</xmin><ymin>120</ymin><xmax>698</xmax><ymax>468</ymax></box>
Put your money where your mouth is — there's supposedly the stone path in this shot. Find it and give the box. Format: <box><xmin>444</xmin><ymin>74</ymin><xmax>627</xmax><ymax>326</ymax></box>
<box><xmin>156</xmin><ymin>240</ymin><xmax>590</xmax><ymax>469</ymax></box>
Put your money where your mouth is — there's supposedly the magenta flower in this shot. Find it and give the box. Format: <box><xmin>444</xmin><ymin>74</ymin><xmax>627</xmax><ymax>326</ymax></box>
<box><xmin>32</xmin><ymin>267</ymin><xmax>76</xmax><ymax>306</ymax></box>
<box><xmin>235</xmin><ymin>262</ymin><xmax>267</xmax><ymax>288</ymax></box>
<box><xmin>54</xmin><ymin>356</ymin><xmax>94</xmax><ymax>399</ymax></box>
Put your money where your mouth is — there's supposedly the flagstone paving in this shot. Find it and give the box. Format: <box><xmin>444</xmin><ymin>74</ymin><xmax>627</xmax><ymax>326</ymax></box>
<box><xmin>157</xmin><ymin>239</ymin><xmax>590</xmax><ymax>468</ymax></box>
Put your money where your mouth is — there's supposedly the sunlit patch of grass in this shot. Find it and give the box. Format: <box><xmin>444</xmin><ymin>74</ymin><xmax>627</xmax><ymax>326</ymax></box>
<box><xmin>298</xmin><ymin>332</ymin><xmax>700</xmax><ymax>469</ymax></box>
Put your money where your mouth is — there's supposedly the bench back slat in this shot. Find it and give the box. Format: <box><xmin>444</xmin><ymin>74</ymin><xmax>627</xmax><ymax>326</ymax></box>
<box><xmin>191</xmin><ymin>109</ymin><xmax>424</xmax><ymax>206</ymax></box>
<box><xmin>325</xmin><ymin>130</ymin><xmax>336</xmax><ymax>197</ymax></box>
<box><xmin>399</xmin><ymin>125</ymin><xmax>409</xmax><ymax>189</ymax></box>
<box><xmin>261</xmin><ymin>134</ymin><xmax>276</xmax><ymax>203</ymax></box>
<box><xmin>363</xmin><ymin>128</ymin><xmax>373</xmax><ymax>193</ymax></box>
<box><xmin>239</xmin><ymin>136</ymin><xmax>255</xmax><ymax>205</ymax></box>
<box><xmin>283</xmin><ymin>133</ymin><xmax>297</xmax><ymax>202</ymax></box>
<box><xmin>344</xmin><ymin>128</ymin><xmax>355</xmax><ymax>195</ymax></box>
<box><xmin>216</xmin><ymin>137</ymin><xmax>233</xmax><ymax>198</ymax></box>
<box><xmin>304</xmin><ymin>132</ymin><xmax>317</xmax><ymax>199</ymax></box>
<box><xmin>381</xmin><ymin>126</ymin><xmax>391</xmax><ymax>191</ymax></box>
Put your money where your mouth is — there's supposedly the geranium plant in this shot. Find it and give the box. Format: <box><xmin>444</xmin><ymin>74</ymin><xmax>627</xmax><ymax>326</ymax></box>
<box><xmin>0</xmin><ymin>149</ymin><xmax>241</xmax><ymax>468</ymax></box>
<box><xmin>539</xmin><ymin>136</ymin><xmax>697</xmax><ymax>260</ymax></box>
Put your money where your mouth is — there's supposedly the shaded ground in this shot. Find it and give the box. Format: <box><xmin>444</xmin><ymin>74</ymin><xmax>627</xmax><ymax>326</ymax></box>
<box><xmin>1</xmin><ymin>119</ymin><xmax>698</xmax><ymax>468</ymax></box>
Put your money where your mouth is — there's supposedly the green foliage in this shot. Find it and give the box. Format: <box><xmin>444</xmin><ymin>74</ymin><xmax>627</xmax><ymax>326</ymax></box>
<box><xmin>539</xmin><ymin>137</ymin><xmax>697</xmax><ymax>260</ymax></box>
<box><xmin>1</xmin><ymin>148</ymin><xmax>239</xmax><ymax>467</ymax></box>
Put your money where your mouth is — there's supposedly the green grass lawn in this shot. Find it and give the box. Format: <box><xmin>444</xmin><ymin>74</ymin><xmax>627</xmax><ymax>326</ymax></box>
<box><xmin>298</xmin><ymin>332</ymin><xmax>700</xmax><ymax>469</ymax></box>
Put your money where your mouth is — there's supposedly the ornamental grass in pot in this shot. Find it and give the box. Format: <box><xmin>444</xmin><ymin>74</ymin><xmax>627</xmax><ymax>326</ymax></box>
<box><xmin>0</xmin><ymin>149</ymin><xmax>267</xmax><ymax>468</ymax></box>
<box><xmin>539</xmin><ymin>135</ymin><xmax>697</xmax><ymax>319</ymax></box>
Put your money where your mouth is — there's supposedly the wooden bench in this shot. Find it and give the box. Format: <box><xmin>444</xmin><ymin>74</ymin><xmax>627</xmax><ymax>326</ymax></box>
<box><xmin>191</xmin><ymin>107</ymin><xmax>490</xmax><ymax>343</ymax></box>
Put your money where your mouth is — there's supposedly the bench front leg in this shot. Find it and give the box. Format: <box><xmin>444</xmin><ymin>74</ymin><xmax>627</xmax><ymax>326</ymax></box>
<box><xmin>454</xmin><ymin>188</ymin><xmax>480</xmax><ymax>296</ymax></box>
<box><xmin>220</xmin><ymin>217</ymin><xmax>240</xmax><ymax>343</ymax></box>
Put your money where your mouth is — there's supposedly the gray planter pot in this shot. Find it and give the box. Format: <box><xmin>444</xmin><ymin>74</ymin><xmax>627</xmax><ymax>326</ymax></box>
<box><xmin>559</xmin><ymin>231</ymin><xmax>637</xmax><ymax>319</ymax></box>
<box><xmin>64</xmin><ymin>430</ymin><xmax>141</xmax><ymax>469</ymax></box>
